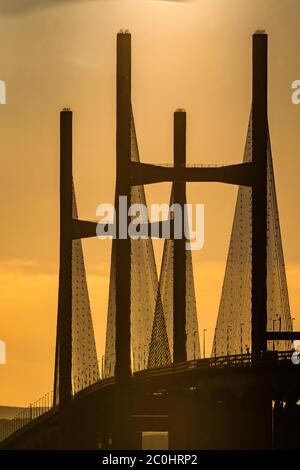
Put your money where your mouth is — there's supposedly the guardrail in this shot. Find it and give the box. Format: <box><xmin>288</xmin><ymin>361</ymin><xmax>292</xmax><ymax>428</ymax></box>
<box><xmin>0</xmin><ymin>362</ymin><xmax>102</xmax><ymax>443</ymax></box>
<box><xmin>136</xmin><ymin>350</ymin><xmax>296</xmax><ymax>378</ymax></box>
<box><xmin>149</xmin><ymin>163</ymin><xmax>224</xmax><ymax>168</ymax></box>
<box><xmin>0</xmin><ymin>391</ymin><xmax>54</xmax><ymax>442</ymax></box>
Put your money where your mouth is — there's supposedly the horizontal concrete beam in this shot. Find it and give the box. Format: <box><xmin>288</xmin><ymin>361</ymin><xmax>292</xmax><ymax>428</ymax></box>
<box><xmin>131</xmin><ymin>162</ymin><xmax>254</xmax><ymax>187</ymax></box>
<box><xmin>266</xmin><ymin>332</ymin><xmax>300</xmax><ymax>341</ymax></box>
<box><xmin>72</xmin><ymin>219</ymin><xmax>177</xmax><ymax>240</ymax></box>
<box><xmin>72</xmin><ymin>219</ymin><xmax>98</xmax><ymax>239</ymax></box>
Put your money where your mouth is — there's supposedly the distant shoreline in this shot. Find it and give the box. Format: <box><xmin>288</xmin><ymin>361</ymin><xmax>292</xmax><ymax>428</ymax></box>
<box><xmin>0</xmin><ymin>406</ymin><xmax>24</xmax><ymax>420</ymax></box>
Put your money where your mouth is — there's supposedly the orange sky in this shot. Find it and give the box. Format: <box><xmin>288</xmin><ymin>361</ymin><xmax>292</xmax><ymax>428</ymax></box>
<box><xmin>1</xmin><ymin>0</ymin><xmax>300</xmax><ymax>406</ymax></box>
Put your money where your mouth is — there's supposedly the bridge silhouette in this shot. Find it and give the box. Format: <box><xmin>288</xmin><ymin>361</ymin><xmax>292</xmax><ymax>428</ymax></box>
<box><xmin>1</xmin><ymin>31</ymin><xmax>300</xmax><ymax>450</ymax></box>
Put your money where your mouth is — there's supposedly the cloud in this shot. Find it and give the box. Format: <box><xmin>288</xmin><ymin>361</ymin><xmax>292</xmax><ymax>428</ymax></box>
<box><xmin>0</xmin><ymin>0</ymin><xmax>99</xmax><ymax>16</ymax></box>
<box><xmin>0</xmin><ymin>0</ymin><xmax>187</xmax><ymax>16</ymax></box>
<box><xmin>0</xmin><ymin>258</ymin><xmax>57</xmax><ymax>275</ymax></box>
<box><xmin>1</xmin><ymin>258</ymin><xmax>40</xmax><ymax>272</ymax></box>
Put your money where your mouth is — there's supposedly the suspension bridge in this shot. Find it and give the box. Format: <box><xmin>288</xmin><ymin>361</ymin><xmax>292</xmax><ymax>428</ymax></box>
<box><xmin>1</xmin><ymin>30</ymin><xmax>300</xmax><ymax>450</ymax></box>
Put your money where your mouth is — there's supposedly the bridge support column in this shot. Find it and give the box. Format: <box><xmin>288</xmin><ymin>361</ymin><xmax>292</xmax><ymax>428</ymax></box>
<box><xmin>251</xmin><ymin>32</ymin><xmax>268</xmax><ymax>355</ymax></box>
<box><xmin>168</xmin><ymin>389</ymin><xmax>194</xmax><ymax>450</ymax></box>
<box><xmin>56</xmin><ymin>109</ymin><xmax>75</xmax><ymax>449</ymax></box>
<box><xmin>113</xmin><ymin>31</ymin><xmax>133</xmax><ymax>449</ymax></box>
<box><xmin>169</xmin><ymin>111</ymin><xmax>188</xmax><ymax>449</ymax></box>
<box><xmin>273</xmin><ymin>400</ymin><xmax>300</xmax><ymax>449</ymax></box>
<box><xmin>169</xmin><ymin>389</ymin><xmax>272</xmax><ymax>450</ymax></box>
<box><xmin>173</xmin><ymin>110</ymin><xmax>187</xmax><ymax>363</ymax></box>
<box><xmin>235</xmin><ymin>393</ymin><xmax>272</xmax><ymax>449</ymax></box>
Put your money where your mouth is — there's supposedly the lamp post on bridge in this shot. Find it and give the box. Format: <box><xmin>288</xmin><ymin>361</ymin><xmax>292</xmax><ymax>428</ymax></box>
<box><xmin>101</xmin><ymin>356</ymin><xmax>104</xmax><ymax>380</ymax></box>
<box><xmin>214</xmin><ymin>327</ymin><xmax>217</xmax><ymax>358</ymax></box>
<box><xmin>203</xmin><ymin>329</ymin><xmax>207</xmax><ymax>359</ymax></box>
<box><xmin>272</xmin><ymin>319</ymin><xmax>276</xmax><ymax>351</ymax></box>
<box><xmin>240</xmin><ymin>323</ymin><xmax>244</xmax><ymax>354</ymax></box>
<box><xmin>227</xmin><ymin>327</ymin><xmax>231</xmax><ymax>356</ymax></box>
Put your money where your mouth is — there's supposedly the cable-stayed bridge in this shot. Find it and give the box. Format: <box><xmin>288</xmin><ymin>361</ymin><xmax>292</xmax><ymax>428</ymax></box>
<box><xmin>1</xmin><ymin>31</ymin><xmax>300</xmax><ymax>450</ymax></box>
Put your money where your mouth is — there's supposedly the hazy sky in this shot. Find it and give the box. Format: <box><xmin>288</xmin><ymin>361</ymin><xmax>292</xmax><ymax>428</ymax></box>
<box><xmin>1</xmin><ymin>0</ymin><xmax>300</xmax><ymax>406</ymax></box>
